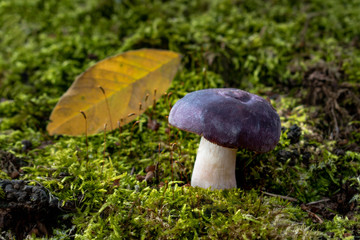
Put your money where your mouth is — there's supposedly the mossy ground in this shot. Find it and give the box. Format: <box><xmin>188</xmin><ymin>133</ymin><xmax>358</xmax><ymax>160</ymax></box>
<box><xmin>1</xmin><ymin>0</ymin><xmax>360</xmax><ymax>239</ymax></box>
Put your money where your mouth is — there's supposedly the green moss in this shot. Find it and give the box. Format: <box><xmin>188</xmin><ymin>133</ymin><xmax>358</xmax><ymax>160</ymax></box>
<box><xmin>1</xmin><ymin>0</ymin><xmax>360</xmax><ymax>239</ymax></box>
<box><xmin>77</xmin><ymin>185</ymin><xmax>321</xmax><ymax>239</ymax></box>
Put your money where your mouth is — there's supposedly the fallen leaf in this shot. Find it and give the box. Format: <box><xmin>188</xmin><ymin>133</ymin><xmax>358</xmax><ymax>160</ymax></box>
<box><xmin>47</xmin><ymin>49</ymin><xmax>181</xmax><ymax>136</ymax></box>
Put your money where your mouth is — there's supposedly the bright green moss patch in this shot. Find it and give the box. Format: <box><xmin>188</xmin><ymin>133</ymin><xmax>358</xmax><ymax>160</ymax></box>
<box><xmin>78</xmin><ymin>184</ymin><xmax>321</xmax><ymax>239</ymax></box>
<box><xmin>1</xmin><ymin>0</ymin><xmax>360</xmax><ymax>239</ymax></box>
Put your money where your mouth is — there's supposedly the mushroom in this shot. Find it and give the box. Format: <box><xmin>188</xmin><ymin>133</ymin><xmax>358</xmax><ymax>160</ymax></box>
<box><xmin>168</xmin><ymin>88</ymin><xmax>281</xmax><ymax>189</ymax></box>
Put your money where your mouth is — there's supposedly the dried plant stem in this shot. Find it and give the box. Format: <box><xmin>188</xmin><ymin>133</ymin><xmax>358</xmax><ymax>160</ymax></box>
<box><xmin>138</xmin><ymin>102</ymin><xmax>142</xmax><ymax>123</ymax></box>
<box><xmin>170</xmin><ymin>143</ymin><xmax>177</xmax><ymax>183</ymax></box>
<box><xmin>157</xmin><ymin>143</ymin><xmax>161</xmax><ymax>183</ymax></box>
<box><xmin>118</xmin><ymin>119</ymin><xmax>123</xmax><ymax>148</ymax></box>
<box><xmin>159</xmin><ymin>181</ymin><xmax>168</xmax><ymax>218</ymax></box>
<box><xmin>261</xmin><ymin>191</ymin><xmax>299</xmax><ymax>202</ymax></box>
<box><xmin>167</xmin><ymin>120</ymin><xmax>171</xmax><ymax>144</ymax></box>
<box><xmin>102</xmin><ymin>123</ymin><xmax>107</xmax><ymax>173</ymax></box>
<box><xmin>99</xmin><ymin>86</ymin><xmax>113</xmax><ymax>131</ymax></box>
<box><xmin>153</xmin><ymin>89</ymin><xmax>157</xmax><ymax>109</ymax></box>
<box><xmin>130</xmin><ymin>120</ymin><xmax>139</xmax><ymax>143</ymax></box>
<box><xmin>167</xmin><ymin>92</ymin><xmax>173</xmax><ymax>111</ymax></box>
<box><xmin>152</xmin><ymin>88</ymin><xmax>157</xmax><ymax>118</ymax></box>
<box><xmin>80</xmin><ymin>111</ymin><xmax>89</xmax><ymax>162</ymax></box>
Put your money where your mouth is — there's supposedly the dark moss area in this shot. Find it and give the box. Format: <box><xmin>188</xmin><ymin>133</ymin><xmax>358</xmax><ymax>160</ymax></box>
<box><xmin>0</xmin><ymin>0</ymin><xmax>360</xmax><ymax>239</ymax></box>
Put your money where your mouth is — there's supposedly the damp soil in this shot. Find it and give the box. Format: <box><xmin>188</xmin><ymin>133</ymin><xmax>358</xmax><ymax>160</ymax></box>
<box><xmin>0</xmin><ymin>179</ymin><xmax>74</xmax><ymax>239</ymax></box>
<box><xmin>301</xmin><ymin>182</ymin><xmax>358</xmax><ymax>222</ymax></box>
<box><xmin>273</xmin><ymin>61</ymin><xmax>360</xmax><ymax>227</ymax></box>
<box><xmin>0</xmin><ymin>150</ymin><xmax>28</xmax><ymax>180</ymax></box>
<box><xmin>302</xmin><ymin>61</ymin><xmax>360</xmax><ymax>147</ymax></box>
<box><xmin>238</xmin><ymin>117</ymin><xmax>359</xmax><ymax>232</ymax></box>
<box><xmin>0</xmin><ymin>151</ymin><xmax>75</xmax><ymax>239</ymax></box>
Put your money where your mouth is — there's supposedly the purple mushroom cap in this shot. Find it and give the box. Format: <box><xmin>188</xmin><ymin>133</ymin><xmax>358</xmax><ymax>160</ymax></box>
<box><xmin>168</xmin><ymin>88</ymin><xmax>281</xmax><ymax>153</ymax></box>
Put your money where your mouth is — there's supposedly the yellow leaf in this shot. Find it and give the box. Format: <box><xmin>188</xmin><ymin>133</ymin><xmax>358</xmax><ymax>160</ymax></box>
<box><xmin>47</xmin><ymin>49</ymin><xmax>181</xmax><ymax>136</ymax></box>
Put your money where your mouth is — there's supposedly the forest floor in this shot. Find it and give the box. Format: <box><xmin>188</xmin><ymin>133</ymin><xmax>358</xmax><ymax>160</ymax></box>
<box><xmin>0</xmin><ymin>0</ymin><xmax>360</xmax><ymax>239</ymax></box>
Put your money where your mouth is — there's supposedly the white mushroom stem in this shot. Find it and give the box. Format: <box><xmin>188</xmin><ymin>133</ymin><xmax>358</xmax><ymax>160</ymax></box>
<box><xmin>191</xmin><ymin>137</ymin><xmax>237</xmax><ymax>189</ymax></box>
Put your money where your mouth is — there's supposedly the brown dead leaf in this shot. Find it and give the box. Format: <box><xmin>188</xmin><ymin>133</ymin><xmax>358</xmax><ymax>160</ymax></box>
<box><xmin>47</xmin><ymin>49</ymin><xmax>181</xmax><ymax>136</ymax></box>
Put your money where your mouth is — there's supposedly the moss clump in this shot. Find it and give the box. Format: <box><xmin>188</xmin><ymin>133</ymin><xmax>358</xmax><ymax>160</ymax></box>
<box><xmin>80</xmin><ymin>184</ymin><xmax>320</xmax><ymax>239</ymax></box>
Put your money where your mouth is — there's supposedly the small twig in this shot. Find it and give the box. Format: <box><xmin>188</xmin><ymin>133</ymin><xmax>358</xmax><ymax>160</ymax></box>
<box><xmin>130</xmin><ymin>166</ymin><xmax>135</xmax><ymax>176</ymax></box>
<box><xmin>300</xmin><ymin>204</ymin><xmax>324</xmax><ymax>224</ymax></box>
<box><xmin>340</xmin><ymin>82</ymin><xmax>360</xmax><ymax>88</ymax></box>
<box><xmin>306</xmin><ymin>198</ymin><xmax>331</xmax><ymax>205</ymax></box>
<box><xmin>261</xmin><ymin>191</ymin><xmax>299</xmax><ymax>202</ymax></box>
